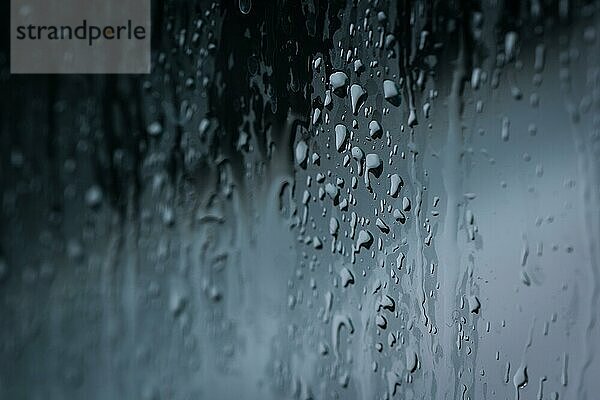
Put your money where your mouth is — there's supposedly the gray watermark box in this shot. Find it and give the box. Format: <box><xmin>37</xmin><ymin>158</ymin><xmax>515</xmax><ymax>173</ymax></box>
<box><xmin>11</xmin><ymin>0</ymin><xmax>151</xmax><ymax>74</ymax></box>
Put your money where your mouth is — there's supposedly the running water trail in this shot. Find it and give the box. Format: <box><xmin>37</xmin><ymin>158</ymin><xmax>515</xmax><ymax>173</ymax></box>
<box><xmin>438</xmin><ymin>34</ymin><xmax>466</xmax><ymax>399</ymax></box>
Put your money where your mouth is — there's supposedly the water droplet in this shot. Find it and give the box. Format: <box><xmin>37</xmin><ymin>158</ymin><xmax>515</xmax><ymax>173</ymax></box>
<box><xmin>295</xmin><ymin>140</ymin><xmax>308</xmax><ymax>167</ymax></box>
<box><xmin>239</xmin><ymin>0</ymin><xmax>251</xmax><ymax>14</ymax></box>
<box><xmin>340</xmin><ymin>267</ymin><xmax>355</xmax><ymax>287</ymax></box>
<box><xmin>335</xmin><ymin>124</ymin><xmax>348</xmax><ymax>152</ymax></box>
<box><xmin>330</xmin><ymin>71</ymin><xmax>349</xmax><ymax>93</ymax></box>
<box><xmin>350</xmin><ymin>84</ymin><xmax>367</xmax><ymax>115</ymax></box>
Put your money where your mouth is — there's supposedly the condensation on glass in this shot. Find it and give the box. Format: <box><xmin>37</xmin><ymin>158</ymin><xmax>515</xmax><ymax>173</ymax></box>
<box><xmin>0</xmin><ymin>1</ymin><xmax>599</xmax><ymax>399</ymax></box>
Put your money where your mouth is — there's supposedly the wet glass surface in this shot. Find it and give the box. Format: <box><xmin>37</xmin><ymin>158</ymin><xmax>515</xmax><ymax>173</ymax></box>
<box><xmin>1</xmin><ymin>1</ymin><xmax>600</xmax><ymax>399</ymax></box>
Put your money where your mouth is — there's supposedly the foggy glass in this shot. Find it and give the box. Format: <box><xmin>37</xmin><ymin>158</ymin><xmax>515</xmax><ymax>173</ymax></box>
<box><xmin>1</xmin><ymin>1</ymin><xmax>599</xmax><ymax>399</ymax></box>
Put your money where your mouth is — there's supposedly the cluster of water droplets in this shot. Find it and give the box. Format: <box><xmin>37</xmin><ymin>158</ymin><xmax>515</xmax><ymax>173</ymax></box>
<box><xmin>0</xmin><ymin>0</ymin><xmax>599</xmax><ymax>399</ymax></box>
